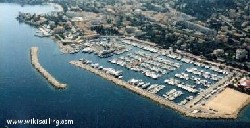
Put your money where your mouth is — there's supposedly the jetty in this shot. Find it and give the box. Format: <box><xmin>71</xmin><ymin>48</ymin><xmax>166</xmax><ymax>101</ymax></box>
<box><xmin>30</xmin><ymin>47</ymin><xmax>66</xmax><ymax>89</ymax></box>
<box><xmin>70</xmin><ymin>60</ymin><xmax>243</xmax><ymax>119</ymax></box>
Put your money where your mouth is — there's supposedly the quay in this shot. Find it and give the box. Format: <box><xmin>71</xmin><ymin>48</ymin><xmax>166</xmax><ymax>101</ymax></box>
<box><xmin>185</xmin><ymin>73</ymin><xmax>233</xmax><ymax>108</ymax></box>
<box><xmin>70</xmin><ymin>60</ymin><xmax>239</xmax><ymax>119</ymax></box>
<box><xmin>30</xmin><ymin>47</ymin><xmax>66</xmax><ymax>89</ymax></box>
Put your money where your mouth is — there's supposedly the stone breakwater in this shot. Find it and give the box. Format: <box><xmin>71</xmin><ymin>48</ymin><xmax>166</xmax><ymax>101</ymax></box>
<box><xmin>30</xmin><ymin>47</ymin><xmax>66</xmax><ymax>89</ymax></box>
<box><xmin>70</xmin><ymin>60</ymin><xmax>239</xmax><ymax>119</ymax></box>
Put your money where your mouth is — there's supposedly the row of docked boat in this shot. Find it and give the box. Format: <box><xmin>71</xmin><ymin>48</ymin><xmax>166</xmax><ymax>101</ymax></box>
<box><xmin>167</xmin><ymin>53</ymin><xmax>203</xmax><ymax>66</ymax></box>
<box><xmin>175</xmin><ymin>73</ymin><xmax>189</xmax><ymax>80</ymax></box>
<box><xmin>128</xmin><ymin>79</ymin><xmax>151</xmax><ymax>89</ymax></box>
<box><xmin>154</xmin><ymin>57</ymin><xmax>181</xmax><ymax>68</ymax></box>
<box><xmin>75</xmin><ymin>38</ymin><xmax>130</xmax><ymax>57</ymax></box>
<box><xmin>82</xmin><ymin>47</ymin><xmax>94</xmax><ymax>53</ymax></box>
<box><xmin>189</xmin><ymin>76</ymin><xmax>211</xmax><ymax>87</ymax></box>
<box><xmin>147</xmin><ymin>84</ymin><xmax>165</xmax><ymax>94</ymax></box>
<box><xmin>109</xmin><ymin>57</ymin><xmax>162</xmax><ymax>79</ymax></box>
<box><xmin>79</xmin><ymin>58</ymin><xmax>123</xmax><ymax>78</ymax></box>
<box><xmin>165</xmin><ymin>52</ymin><xmax>229</xmax><ymax>76</ymax></box>
<box><xmin>108</xmin><ymin>51</ymin><xmax>181</xmax><ymax>79</ymax></box>
<box><xmin>68</xmin><ymin>43</ymin><xmax>87</xmax><ymax>54</ymax></box>
<box><xmin>163</xmin><ymin>89</ymin><xmax>183</xmax><ymax>101</ymax></box>
<box><xmin>122</xmin><ymin>39</ymin><xmax>158</xmax><ymax>53</ymax></box>
<box><xmin>132</xmin><ymin>52</ymin><xmax>178</xmax><ymax>73</ymax></box>
<box><xmin>186</xmin><ymin>67</ymin><xmax>223</xmax><ymax>81</ymax></box>
<box><xmin>134</xmin><ymin>51</ymin><xmax>181</xmax><ymax>68</ymax></box>
<box><xmin>164</xmin><ymin>78</ymin><xmax>198</xmax><ymax>93</ymax></box>
<box><xmin>127</xmin><ymin>79</ymin><xmax>165</xmax><ymax>94</ymax></box>
<box><xmin>35</xmin><ymin>26</ymin><xmax>52</xmax><ymax>37</ymax></box>
<box><xmin>210</xmin><ymin>66</ymin><xmax>229</xmax><ymax>75</ymax></box>
<box><xmin>175</xmin><ymin>72</ymin><xmax>211</xmax><ymax>87</ymax></box>
<box><xmin>69</xmin><ymin>48</ymin><xmax>81</xmax><ymax>54</ymax></box>
<box><xmin>178</xmin><ymin>95</ymin><xmax>194</xmax><ymax>105</ymax></box>
<box><xmin>109</xmin><ymin>58</ymin><xmax>163</xmax><ymax>79</ymax></box>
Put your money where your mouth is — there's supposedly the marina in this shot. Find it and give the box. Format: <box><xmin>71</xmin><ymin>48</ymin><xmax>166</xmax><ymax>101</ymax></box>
<box><xmin>62</xmin><ymin>36</ymin><xmax>250</xmax><ymax>119</ymax></box>
<box><xmin>2</xmin><ymin>3</ymin><xmax>250</xmax><ymax>128</ymax></box>
<box><xmin>69</xmin><ymin>58</ymin><xmax>245</xmax><ymax>119</ymax></box>
<box><xmin>69</xmin><ymin>60</ymin><xmax>189</xmax><ymax>117</ymax></box>
<box><xmin>63</xmin><ymin>34</ymin><xmax>247</xmax><ymax>119</ymax></box>
<box><xmin>163</xmin><ymin>89</ymin><xmax>183</xmax><ymax>101</ymax></box>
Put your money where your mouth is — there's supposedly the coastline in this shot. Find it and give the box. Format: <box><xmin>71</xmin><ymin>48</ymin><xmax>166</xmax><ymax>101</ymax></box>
<box><xmin>69</xmin><ymin>60</ymin><xmax>245</xmax><ymax>119</ymax></box>
<box><xmin>30</xmin><ymin>47</ymin><xmax>66</xmax><ymax>89</ymax></box>
<box><xmin>2</xmin><ymin>3</ymin><xmax>250</xmax><ymax>128</ymax></box>
<box><xmin>34</xmin><ymin>33</ymin><xmax>249</xmax><ymax>119</ymax></box>
<box><xmin>202</xmin><ymin>88</ymin><xmax>250</xmax><ymax>116</ymax></box>
<box><xmin>19</xmin><ymin>5</ymin><xmax>249</xmax><ymax>119</ymax></box>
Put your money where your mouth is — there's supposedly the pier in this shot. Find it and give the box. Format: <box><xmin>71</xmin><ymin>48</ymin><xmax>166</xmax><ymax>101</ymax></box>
<box><xmin>30</xmin><ymin>47</ymin><xmax>66</xmax><ymax>89</ymax></box>
<box><xmin>185</xmin><ymin>74</ymin><xmax>233</xmax><ymax>108</ymax></box>
<box><xmin>70</xmin><ymin>60</ymin><xmax>241</xmax><ymax>119</ymax></box>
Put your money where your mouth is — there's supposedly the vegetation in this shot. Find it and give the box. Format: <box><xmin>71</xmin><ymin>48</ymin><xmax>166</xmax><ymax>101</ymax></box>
<box><xmin>91</xmin><ymin>25</ymin><xmax>120</xmax><ymax>36</ymax></box>
<box><xmin>174</xmin><ymin>0</ymin><xmax>237</xmax><ymax>21</ymax></box>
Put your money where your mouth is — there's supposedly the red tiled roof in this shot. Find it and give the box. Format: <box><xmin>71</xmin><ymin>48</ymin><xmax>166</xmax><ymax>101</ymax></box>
<box><xmin>245</xmin><ymin>80</ymin><xmax>250</xmax><ymax>85</ymax></box>
<box><xmin>240</xmin><ymin>80</ymin><xmax>250</xmax><ymax>89</ymax></box>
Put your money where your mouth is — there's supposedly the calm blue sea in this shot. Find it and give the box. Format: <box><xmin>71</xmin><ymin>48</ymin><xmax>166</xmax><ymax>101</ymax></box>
<box><xmin>0</xmin><ymin>3</ymin><xmax>249</xmax><ymax>128</ymax></box>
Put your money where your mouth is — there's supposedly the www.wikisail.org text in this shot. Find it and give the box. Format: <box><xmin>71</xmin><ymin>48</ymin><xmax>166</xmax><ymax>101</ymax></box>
<box><xmin>6</xmin><ymin>118</ymin><xmax>73</xmax><ymax>127</ymax></box>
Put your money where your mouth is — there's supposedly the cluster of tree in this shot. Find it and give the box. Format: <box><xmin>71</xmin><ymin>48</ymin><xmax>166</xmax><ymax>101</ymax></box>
<box><xmin>91</xmin><ymin>26</ymin><xmax>120</xmax><ymax>36</ymax></box>
<box><xmin>78</xmin><ymin>4</ymin><xmax>101</xmax><ymax>13</ymax></box>
<box><xmin>126</xmin><ymin>15</ymin><xmax>149</xmax><ymax>27</ymax></box>
<box><xmin>228</xmin><ymin>84</ymin><xmax>250</xmax><ymax>95</ymax></box>
<box><xmin>141</xmin><ymin>1</ymin><xmax>169</xmax><ymax>12</ymax></box>
<box><xmin>188</xmin><ymin>40</ymin><xmax>227</xmax><ymax>57</ymax></box>
<box><xmin>137</xmin><ymin>23</ymin><xmax>178</xmax><ymax>49</ymax></box>
<box><xmin>174</xmin><ymin>0</ymin><xmax>237</xmax><ymax>21</ymax></box>
<box><xmin>45</xmin><ymin>13</ymin><xmax>67</xmax><ymax>25</ymax></box>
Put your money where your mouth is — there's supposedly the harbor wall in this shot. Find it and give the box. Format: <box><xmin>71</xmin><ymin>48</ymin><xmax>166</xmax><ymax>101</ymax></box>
<box><xmin>30</xmin><ymin>47</ymin><xmax>66</xmax><ymax>89</ymax></box>
<box><xmin>70</xmin><ymin>60</ymin><xmax>239</xmax><ymax>119</ymax></box>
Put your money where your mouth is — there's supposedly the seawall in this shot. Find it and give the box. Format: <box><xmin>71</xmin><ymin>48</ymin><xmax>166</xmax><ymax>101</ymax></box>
<box><xmin>30</xmin><ymin>47</ymin><xmax>66</xmax><ymax>89</ymax></box>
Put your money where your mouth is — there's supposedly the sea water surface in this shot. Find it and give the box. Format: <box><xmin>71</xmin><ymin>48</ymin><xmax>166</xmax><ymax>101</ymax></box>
<box><xmin>0</xmin><ymin>3</ymin><xmax>250</xmax><ymax>128</ymax></box>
